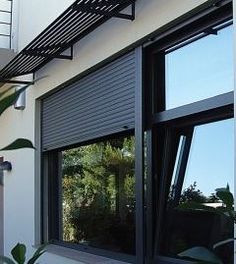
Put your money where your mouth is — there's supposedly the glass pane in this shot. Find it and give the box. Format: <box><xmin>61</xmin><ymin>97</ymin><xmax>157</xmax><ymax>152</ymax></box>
<box><xmin>165</xmin><ymin>24</ymin><xmax>233</xmax><ymax>109</ymax></box>
<box><xmin>61</xmin><ymin>135</ymin><xmax>135</xmax><ymax>255</ymax></box>
<box><xmin>162</xmin><ymin>119</ymin><xmax>234</xmax><ymax>263</ymax></box>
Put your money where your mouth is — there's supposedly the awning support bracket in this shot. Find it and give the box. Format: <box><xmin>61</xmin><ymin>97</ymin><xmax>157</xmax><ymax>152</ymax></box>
<box><xmin>0</xmin><ymin>80</ymin><xmax>34</xmax><ymax>85</ymax></box>
<box><xmin>73</xmin><ymin>1</ymin><xmax>135</xmax><ymax>21</ymax></box>
<box><xmin>0</xmin><ymin>0</ymin><xmax>136</xmax><ymax>84</ymax></box>
<box><xmin>22</xmin><ymin>45</ymin><xmax>74</xmax><ymax>61</ymax></box>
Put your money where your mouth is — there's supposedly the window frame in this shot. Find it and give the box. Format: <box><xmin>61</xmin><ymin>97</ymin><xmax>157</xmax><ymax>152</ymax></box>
<box><xmin>40</xmin><ymin>1</ymin><xmax>234</xmax><ymax>263</ymax></box>
<box><xmin>40</xmin><ymin>47</ymin><xmax>143</xmax><ymax>263</ymax></box>
<box><xmin>144</xmin><ymin>2</ymin><xmax>234</xmax><ymax>263</ymax></box>
<box><xmin>42</xmin><ymin>130</ymin><xmax>136</xmax><ymax>263</ymax></box>
<box><xmin>154</xmin><ymin>114</ymin><xmax>234</xmax><ymax>262</ymax></box>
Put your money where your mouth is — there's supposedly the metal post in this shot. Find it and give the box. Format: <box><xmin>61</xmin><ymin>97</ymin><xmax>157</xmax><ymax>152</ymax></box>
<box><xmin>135</xmin><ymin>46</ymin><xmax>145</xmax><ymax>264</ymax></box>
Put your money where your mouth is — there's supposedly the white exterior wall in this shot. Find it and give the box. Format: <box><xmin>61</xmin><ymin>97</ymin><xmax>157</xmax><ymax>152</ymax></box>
<box><xmin>0</xmin><ymin>0</ymin><xmax>226</xmax><ymax>263</ymax></box>
<box><xmin>17</xmin><ymin>0</ymin><xmax>75</xmax><ymax>50</ymax></box>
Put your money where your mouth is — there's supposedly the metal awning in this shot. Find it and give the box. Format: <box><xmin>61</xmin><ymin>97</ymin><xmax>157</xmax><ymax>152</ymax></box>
<box><xmin>0</xmin><ymin>0</ymin><xmax>136</xmax><ymax>84</ymax></box>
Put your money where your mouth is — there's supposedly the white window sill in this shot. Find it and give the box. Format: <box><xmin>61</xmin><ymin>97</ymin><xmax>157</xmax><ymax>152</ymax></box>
<box><xmin>45</xmin><ymin>244</ymin><xmax>131</xmax><ymax>264</ymax></box>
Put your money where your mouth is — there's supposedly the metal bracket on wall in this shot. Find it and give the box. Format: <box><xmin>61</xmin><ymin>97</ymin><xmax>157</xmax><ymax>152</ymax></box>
<box><xmin>0</xmin><ymin>0</ymin><xmax>136</xmax><ymax>83</ymax></box>
<box><xmin>22</xmin><ymin>45</ymin><xmax>74</xmax><ymax>61</ymax></box>
<box><xmin>203</xmin><ymin>28</ymin><xmax>218</xmax><ymax>35</ymax></box>
<box><xmin>0</xmin><ymin>159</ymin><xmax>12</xmax><ymax>186</ymax></box>
<box><xmin>0</xmin><ymin>79</ymin><xmax>34</xmax><ymax>85</ymax></box>
<box><xmin>73</xmin><ymin>1</ymin><xmax>136</xmax><ymax>21</ymax></box>
<box><xmin>0</xmin><ymin>73</ymin><xmax>44</xmax><ymax>85</ymax></box>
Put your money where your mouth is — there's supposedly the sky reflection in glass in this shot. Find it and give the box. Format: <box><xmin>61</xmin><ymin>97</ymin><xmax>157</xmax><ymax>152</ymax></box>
<box><xmin>166</xmin><ymin>25</ymin><xmax>233</xmax><ymax>109</ymax></box>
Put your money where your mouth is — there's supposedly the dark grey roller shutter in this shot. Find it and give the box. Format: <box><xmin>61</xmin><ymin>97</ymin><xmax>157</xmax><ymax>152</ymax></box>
<box><xmin>42</xmin><ymin>50</ymin><xmax>137</xmax><ymax>151</ymax></box>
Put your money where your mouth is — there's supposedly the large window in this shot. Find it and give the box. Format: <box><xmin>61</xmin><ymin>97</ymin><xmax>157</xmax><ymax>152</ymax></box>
<box><xmin>160</xmin><ymin>119</ymin><xmax>234</xmax><ymax>263</ymax></box>
<box><xmin>42</xmin><ymin>2</ymin><xmax>233</xmax><ymax>263</ymax></box>
<box><xmin>44</xmin><ymin>134</ymin><xmax>135</xmax><ymax>259</ymax></box>
<box><xmin>145</xmin><ymin>3</ymin><xmax>234</xmax><ymax>263</ymax></box>
<box><xmin>41</xmin><ymin>48</ymin><xmax>137</xmax><ymax>260</ymax></box>
<box><xmin>165</xmin><ymin>23</ymin><xmax>233</xmax><ymax>109</ymax></box>
<box><xmin>62</xmin><ymin>135</ymin><xmax>135</xmax><ymax>254</ymax></box>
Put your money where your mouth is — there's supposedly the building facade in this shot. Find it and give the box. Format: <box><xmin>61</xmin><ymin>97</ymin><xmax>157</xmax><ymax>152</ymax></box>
<box><xmin>0</xmin><ymin>0</ymin><xmax>234</xmax><ymax>263</ymax></box>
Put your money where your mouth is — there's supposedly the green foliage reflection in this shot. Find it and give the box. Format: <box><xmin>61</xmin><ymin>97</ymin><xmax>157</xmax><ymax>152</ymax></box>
<box><xmin>62</xmin><ymin>135</ymin><xmax>135</xmax><ymax>254</ymax></box>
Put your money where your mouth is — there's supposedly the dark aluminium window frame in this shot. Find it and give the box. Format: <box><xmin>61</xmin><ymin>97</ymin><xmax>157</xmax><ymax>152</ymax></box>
<box><xmin>144</xmin><ymin>2</ymin><xmax>233</xmax><ymax>264</ymax></box>
<box><xmin>42</xmin><ymin>130</ymin><xmax>136</xmax><ymax>263</ymax></box>
<box><xmin>41</xmin><ymin>1</ymin><xmax>233</xmax><ymax>264</ymax></box>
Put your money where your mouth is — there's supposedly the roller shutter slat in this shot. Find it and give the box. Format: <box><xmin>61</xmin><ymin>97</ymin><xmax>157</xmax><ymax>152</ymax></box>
<box><xmin>42</xmin><ymin>51</ymin><xmax>136</xmax><ymax>151</ymax></box>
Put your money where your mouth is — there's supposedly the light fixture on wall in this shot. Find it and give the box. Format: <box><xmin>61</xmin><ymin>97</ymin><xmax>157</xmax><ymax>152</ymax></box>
<box><xmin>0</xmin><ymin>161</ymin><xmax>12</xmax><ymax>171</ymax></box>
<box><xmin>14</xmin><ymin>85</ymin><xmax>26</xmax><ymax>110</ymax></box>
<box><xmin>0</xmin><ymin>160</ymin><xmax>12</xmax><ymax>185</ymax></box>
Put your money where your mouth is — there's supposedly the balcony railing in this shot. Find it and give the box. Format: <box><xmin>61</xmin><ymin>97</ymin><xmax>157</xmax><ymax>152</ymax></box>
<box><xmin>0</xmin><ymin>0</ymin><xmax>12</xmax><ymax>49</ymax></box>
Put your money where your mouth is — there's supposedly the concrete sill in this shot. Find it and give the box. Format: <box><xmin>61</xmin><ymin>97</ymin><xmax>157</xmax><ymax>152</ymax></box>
<box><xmin>45</xmin><ymin>244</ymin><xmax>130</xmax><ymax>264</ymax></box>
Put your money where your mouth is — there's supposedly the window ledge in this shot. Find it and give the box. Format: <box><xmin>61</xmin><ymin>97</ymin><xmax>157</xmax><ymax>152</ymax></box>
<box><xmin>45</xmin><ymin>244</ymin><xmax>130</xmax><ymax>264</ymax></box>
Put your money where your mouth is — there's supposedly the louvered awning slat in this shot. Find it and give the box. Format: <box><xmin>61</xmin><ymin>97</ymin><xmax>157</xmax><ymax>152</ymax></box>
<box><xmin>0</xmin><ymin>0</ymin><xmax>136</xmax><ymax>82</ymax></box>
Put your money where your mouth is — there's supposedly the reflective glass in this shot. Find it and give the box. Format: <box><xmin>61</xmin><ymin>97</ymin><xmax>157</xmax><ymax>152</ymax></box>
<box><xmin>165</xmin><ymin>25</ymin><xmax>233</xmax><ymax>109</ymax></box>
<box><xmin>61</xmin><ymin>135</ymin><xmax>135</xmax><ymax>255</ymax></box>
<box><xmin>162</xmin><ymin>119</ymin><xmax>234</xmax><ymax>263</ymax></box>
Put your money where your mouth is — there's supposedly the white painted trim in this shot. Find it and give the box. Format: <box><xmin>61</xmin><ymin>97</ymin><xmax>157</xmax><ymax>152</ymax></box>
<box><xmin>11</xmin><ymin>0</ymin><xmax>19</xmax><ymax>51</ymax></box>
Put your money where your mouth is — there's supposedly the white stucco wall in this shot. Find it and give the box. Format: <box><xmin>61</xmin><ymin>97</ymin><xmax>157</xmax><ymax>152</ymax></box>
<box><xmin>0</xmin><ymin>0</ymin><xmax>221</xmax><ymax>263</ymax></box>
<box><xmin>17</xmin><ymin>0</ymin><xmax>75</xmax><ymax>50</ymax></box>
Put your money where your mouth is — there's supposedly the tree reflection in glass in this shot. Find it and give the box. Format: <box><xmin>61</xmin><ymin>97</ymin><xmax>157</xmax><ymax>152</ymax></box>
<box><xmin>61</xmin><ymin>135</ymin><xmax>135</xmax><ymax>255</ymax></box>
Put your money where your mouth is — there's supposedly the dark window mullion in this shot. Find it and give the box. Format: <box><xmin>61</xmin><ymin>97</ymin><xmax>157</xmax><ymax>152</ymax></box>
<box><xmin>42</xmin><ymin>153</ymin><xmax>49</xmax><ymax>243</ymax></box>
<box><xmin>153</xmin><ymin>51</ymin><xmax>166</xmax><ymax>113</ymax></box>
<box><xmin>135</xmin><ymin>46</ymin><xmax>145</xmax><ymax>264</ymax></box>
<box><xmin>152</xmin><ymin>92</ymin><xmax>234</xmax><ymax>126</ymax></box>
<box><xmin>154</xmin><ymin>128</ymin><xmax>179</xmax><ymax>255</ymax></box>
<box><xmin>47</xmin><ymin>151</ymin><xmax>61</xmax><ymax>241</ymax></box>
<box><xmin>145</xmin><ymin>128</ymin><xmax>153</xmax><ymax>262</ymax></box>
<box><xmin>148</xmin><ymin>2</ymin><xmax>232</xmax><ymax>54</ymax></box>
<box><xmin>146</xmin><ymin>126</ymin><xmax>162</xmax><ymax>262</ymax></box>
<box><xmin>57</xmin><ymin>152</ymin><xmax>63</xmax><ymax>241</ymax></box>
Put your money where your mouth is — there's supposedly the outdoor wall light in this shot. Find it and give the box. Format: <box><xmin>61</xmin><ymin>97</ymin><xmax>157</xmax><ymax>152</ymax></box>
<box><xmin>0</xmin><ymin>161</ymin><xmax>12</xmax><ymax>171</ymax></box>
<box><xmin>14</xmin><ymin>85</ymin><xmax>26</xmax><ymax>110</ymax></box>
